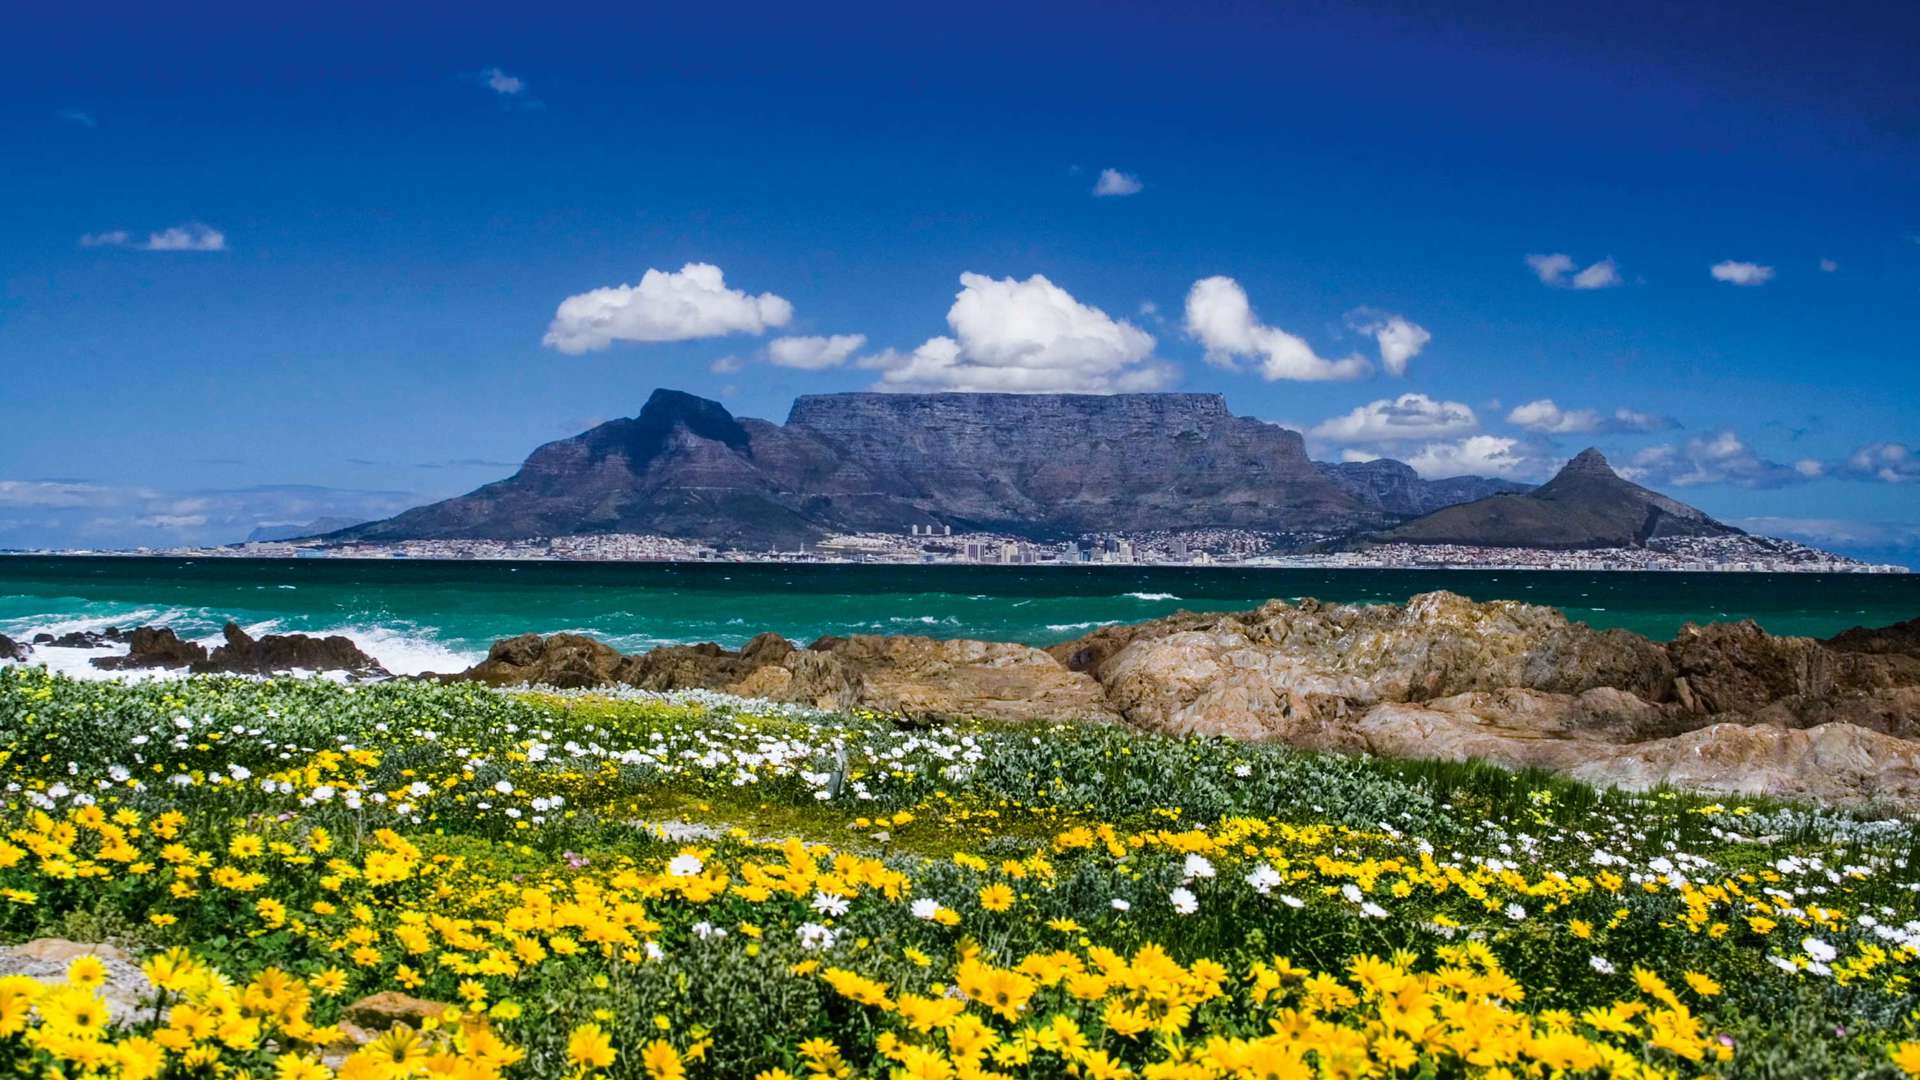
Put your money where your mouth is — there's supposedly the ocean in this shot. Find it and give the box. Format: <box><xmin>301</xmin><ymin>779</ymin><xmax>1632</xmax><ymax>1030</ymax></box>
<box><xmin>1</xmin><ymin>555</ymin><xmax>1915</xmax><ymax>678</ymax></box>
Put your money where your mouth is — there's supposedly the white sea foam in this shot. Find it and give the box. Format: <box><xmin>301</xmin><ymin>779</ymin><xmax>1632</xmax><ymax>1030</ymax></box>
<box><xmin>1</xmin><ymin>615</ymin><xmax>483</xmax><ymax>681</ymax></box>
<box><xmin>1044</xmin><ymin>620</ymin><xmax>1120</xmax><ymax>633</ymax></box>
<box><xmin>1124</xmin><ymin>592</ymin><xmax>1181</xmax><ymax>601</ymax></box>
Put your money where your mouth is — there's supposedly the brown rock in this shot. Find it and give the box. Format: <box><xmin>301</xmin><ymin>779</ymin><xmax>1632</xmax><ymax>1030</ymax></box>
<box><xmin>0</xmin><ymin>633</ymin><xmax>24</xmax><ymax>662</ymax></box>
<box><xmin>193</xmin><ymin>622</ymin><xmax>388</xmax><ymax>677</ymax></box>
<box><xmin>461</xmin><ymin>633</ymin><xmax>628</xmax><ymax>688</ymax></box>
<box><xmin>91</xmin><ymin>627</ymin><xmax>208</xmax><ymax>671</ymax></box>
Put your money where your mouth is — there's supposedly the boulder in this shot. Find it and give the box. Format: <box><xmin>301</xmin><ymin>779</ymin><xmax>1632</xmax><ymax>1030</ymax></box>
<box><xmin>194</xmin><ymin>622</ymin><xmax>388</xmax><ymax>677</ymax></box>
<box><xmin>92</xmin><ymin>627</ymin><xmax>208</xmax><ymax>670</ymax></box>
<box><xmin>1825</xmin><ymin>616</ymin><xmax>1920</xmax><ymax>658</ymax></box>
<box><xmin>459</xmin><ymin>632</ymin><xmax>628</xmax><ymax>688</ymax></box>
<box><xmin>0</xmin><ymin>634</ymin><xmax>25</xmax><ymax>661</ymax></box>
<box><xmin>0</xmin><ymin>939</ymin><xmax>151</xmax><ymax>1026</ymax></box>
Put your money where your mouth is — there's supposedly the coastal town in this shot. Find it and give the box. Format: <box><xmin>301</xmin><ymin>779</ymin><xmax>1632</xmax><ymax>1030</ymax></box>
<box><xmin>43</xmin><ymin>523</ymin><xmax>1907</xmax><ymax>573</ymax></box>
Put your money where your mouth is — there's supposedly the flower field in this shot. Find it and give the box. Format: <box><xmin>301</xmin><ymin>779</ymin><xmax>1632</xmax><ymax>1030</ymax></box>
<box><xmin>1</xmin><ymin>665</ymin><xmax>1919</xmax><ymax>1077</ymax></box>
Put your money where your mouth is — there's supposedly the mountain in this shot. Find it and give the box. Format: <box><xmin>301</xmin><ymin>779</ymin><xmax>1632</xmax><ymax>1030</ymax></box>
<box><xmin>1315</xmin><ymin>459</ymin><xmax>1532</xmax><ymax>519</ymax></box>
<box><xmin>246</xmin><ymin>517</ymin><xmax>365</xmax><ymax>543</ymax></box>
<box><xmin>1372</xmin><ymin>448</ymin><xmax>1742</xmax><ymax>549</ymax></box>
<box><xmin>339</xmin><ymin>389</ymin><xmax>1494</xmax><ymax>547</ymax></box>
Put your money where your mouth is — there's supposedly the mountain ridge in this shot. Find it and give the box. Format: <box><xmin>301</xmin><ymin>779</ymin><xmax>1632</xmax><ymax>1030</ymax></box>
<box><xmin>334</xmin><ymin>390</ymin><xmax>1732</xmax><ymax>551</ymax></box>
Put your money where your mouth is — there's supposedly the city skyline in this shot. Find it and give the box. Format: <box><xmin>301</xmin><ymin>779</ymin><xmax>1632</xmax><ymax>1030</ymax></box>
<box><xmin>3</xmin><ymin>2</ymin><xmax>1917</xmax><ymax>562</ymax></box>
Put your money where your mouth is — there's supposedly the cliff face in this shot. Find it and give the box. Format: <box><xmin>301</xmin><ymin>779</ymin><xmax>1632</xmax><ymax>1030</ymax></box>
<box><xmin>340</xmin><ymin>389</ymin><xmax>1531</xmax><ymax>547</ymax></box>
<box><xmin>1375</xmin><ymin>448</ymin><xmax>1742</xmax><ymax>549</ymax></box>
<box><xmin>1316</xmin><ymin>459</ymin><xmax>1532</xmax><ymax>519</ymax></box>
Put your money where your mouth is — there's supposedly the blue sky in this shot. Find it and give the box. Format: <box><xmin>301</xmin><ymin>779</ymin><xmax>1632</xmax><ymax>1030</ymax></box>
<box><xmin>3</xmin><ymin>1</ymin><xmax>1917</xmax><ymax>560</ymax></box>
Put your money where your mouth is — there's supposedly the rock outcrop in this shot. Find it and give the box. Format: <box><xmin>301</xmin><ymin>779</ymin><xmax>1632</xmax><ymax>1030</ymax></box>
<box><xmin>0</xmin><ymin>634</ymin><xmax>25</xmax><ymax>661</ymax></box>
<box><xmin>90</xmin><ymin>623</ymin><xmax>387</xmax><ymax>677</ymax></box>
<box><xmin>461</xmin><ymin>629</ymin><xmax>1114</xmax><ymax>725</ymax></box>
<box><xmin>0</xmin><ymin>940</ymin><xmax>151</xmax><ymax>1026</ymax></box>
<box><xmin>455</xmin><ymin>591</ymin><xmax>1920</xmax><ymax>809</ymax></box>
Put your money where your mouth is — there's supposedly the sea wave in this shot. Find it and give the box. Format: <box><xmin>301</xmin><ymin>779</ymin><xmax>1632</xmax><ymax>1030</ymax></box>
<box><xmin>1043</xmin><ymin>620</ymin><xmax>1120</xmax><ymax>633</ymax></box>
<box><xmin>1123</xmin><ymin>592</ymin><xmax>1181</xmax><ymax>601</ymax></box>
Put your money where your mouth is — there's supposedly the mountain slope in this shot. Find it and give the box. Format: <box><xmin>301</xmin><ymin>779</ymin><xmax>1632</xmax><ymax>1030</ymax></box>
<box><xmin>1372</xmin><ymin>448</ymin><xmax>1741</xmax><ymax>549</ymax></box>
<box><xmin>1315</xmin><ymin>459</ymin><xmax>1532</xmax><ymax>519</ymax></box>
<box><xmin>336</xmin><ymin>389</ymin><xmax>1558</xmax><ymax>548</ymax></box>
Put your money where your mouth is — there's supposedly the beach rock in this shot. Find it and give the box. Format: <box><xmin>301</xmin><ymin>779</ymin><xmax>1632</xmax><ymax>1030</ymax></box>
<box><xmin>1061</xmin><ymin>591</ymin><xmax>1675</xmax><ymax>738</ymax></box>
<box><xmin>0</xmin><ymin>634</ymin><xmax>25</xmax><ymax>661</ymax></box>
<box><xmin>1825</xmin><ymin>616</ymin><xmax>1920</xmax><ymax>658</ymax></box>
<box><xmin>0</xmin><ymin>939</ymin><xmax>151</xmax><ymax>1026</ymax></box>
<box><xmin>454</xmin><ymin>593</ymin><xmax>1920</xmax><ymax>808</ymax></box>
<box><xmin>92</xmin><ymin>627</ymin><xmax>208</xmax><ymax>670</ymax></box>
<box><xmin>38</xmin><ymin>628</ymin><xmax>127</xmax><ymax>649</ymax></box>
<box><xmin>193</xmin><ymin>622</ymin><xmax>388</xmax><ymax>677</ymax></box>
<box><xmin>459</xmin><ymin>632</ymin><xmax>629</xmax><ymax>688</ymax></box>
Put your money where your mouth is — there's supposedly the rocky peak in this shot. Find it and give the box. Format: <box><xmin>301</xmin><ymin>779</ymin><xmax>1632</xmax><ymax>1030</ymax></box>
<box><xmin>1559</xmin><ymin>447</ymin><xmax>1616</xmax><ymax>479</ymax></box>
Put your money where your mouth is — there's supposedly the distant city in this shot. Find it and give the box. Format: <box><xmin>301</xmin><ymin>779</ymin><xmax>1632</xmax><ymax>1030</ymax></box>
<box><xmin>20</xmin><ymin>524</ymin><xmax>1907</xmax><ymax>573</ymax></box>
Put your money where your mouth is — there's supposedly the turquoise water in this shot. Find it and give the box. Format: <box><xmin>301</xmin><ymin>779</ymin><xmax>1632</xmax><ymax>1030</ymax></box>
<box><xmin>1</xmin><ymin>556</ymin><xmax>1915</xmax><ymax>675</ymax></box>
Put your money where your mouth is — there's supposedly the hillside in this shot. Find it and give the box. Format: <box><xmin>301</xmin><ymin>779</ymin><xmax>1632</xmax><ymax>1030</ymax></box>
<box><xmin>1374</xmin><ymin>447</ymin><xmax>1742</xmax><ymax>549</ymax></box>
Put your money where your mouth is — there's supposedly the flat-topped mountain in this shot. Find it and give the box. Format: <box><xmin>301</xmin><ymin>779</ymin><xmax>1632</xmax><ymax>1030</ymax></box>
<box><xmin>1374</xmin><ymin>448</ymin><xmax>1741</xmax><ymax>549</ymax></box>
<box><xmin>335</xmin><ymin>389</ymin><xmax>1527</xmax><ymax>547</ymax></box>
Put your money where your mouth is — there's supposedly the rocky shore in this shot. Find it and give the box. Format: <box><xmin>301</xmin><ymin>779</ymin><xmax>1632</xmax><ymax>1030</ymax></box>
<box><xmin>10</xmin><ymin>592</ymin><xmax>1920</xmax><ymax>808</ymax></box>
<box><xmin>454</xmin><ymin>591</ymin><xmax>1920</xmax><ymax>809</ymax></box>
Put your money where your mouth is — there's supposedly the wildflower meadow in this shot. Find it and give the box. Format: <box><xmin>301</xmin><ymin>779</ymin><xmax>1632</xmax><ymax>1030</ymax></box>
<box><xmin>0</xmin><ymin>664</ymin><xmax>1917</xmax><ymax>1078</ymax></box>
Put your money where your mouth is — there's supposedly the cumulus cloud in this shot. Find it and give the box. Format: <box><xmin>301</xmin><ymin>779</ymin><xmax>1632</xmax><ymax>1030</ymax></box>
<box><xmin>1710</xmin><ymin>260</ymin><xmax>1774</xmax><ymax>286</ymax></box>
<box><xmin>767</xmin><ymin>334</ymin><xmax>868</xmax><ymax>370</ymax></box>
<box><xmin>863</xmin><ymin>273</ymin><xmax>1169</xmax><ymax>393</ymax></box>
<box><xmin>1092</xmin><ymin>168</ymin><xmax>1143</xmax><ymax>197</ymax></box>
<box><xmin>483</xmin><ymin>67</ymin><xmax>525</xmax><ymax>96</ymax></box>
<box><xmin>1346</xmin><ymin>310</ymin><xmax>1431</xmax><ymax>376</ymax></box>
<box><xmin>1310</xmin><ymin>394</ymin><xmax>1478</xmax><ymax>444</ymax></box>
<box><xmin>79</xmin><ymin>224</ymin><xmax>226</xmax><ymax>251</ymax></box>
<box><xmin>0</xmin><ymin>481</ymin><xmax>420</xmax><ymax>550</ymax></box>
<box><xmin>1621</xmin><ymin>431</ymin><xmax>1805</xmax><ymax>488</ymax></box>
<box><xmin>1570</xmin><ymin>258</ymin><xmax>1622</xmax><ymax>290</ymax></box>
<box><xmin>1527</xmin><ymin>253</ymin><xmax>1620</xmax><ymax>289</ymax></box>
<box><xmin>1839</xmin><ymin>442</ymin><xmax>1919</xmax><ymax>483</ymax></box>
<box><xmin>708</xmin><ymin>355</ymin><xmax>745</xmax><ymax>374</ymax></box>
<box><xmin>1505</xmin><ymin>399</ymin><xmax>1676</xmax><ymax>435</ymax></box>
<box><xmin>1185</xmin><ymin>276</ymin><xmax>1370</xmax><ymax>381</ymax></box>
<box><xmin>142</xmin><ymin>223</ymin><xmax>226</xmax><ymax>252</ymax></box>
<box><xmin>542</xmin><ymin>263</ymin><xmax>794</xmax><ymax>354</ymax></box>
<box><xmin>1739</xmin><ymin>516</ymin><xmax>1920</xmax><ymax>552</ymax></box>
<box><xmin>1404</xmin><ymin>436</ymin><xmax>1544</xmax><ymax>480</ymax></box>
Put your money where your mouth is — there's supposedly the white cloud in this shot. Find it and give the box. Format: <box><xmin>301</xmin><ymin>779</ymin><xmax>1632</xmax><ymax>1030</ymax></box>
<box><xmin>57</xmin><ymin>108</ymin><xmax>96</xmax><ymax>128</ymax></box>
<box><xmin>1738</xmin><ymin>517</ymin><xmax>1920</xmax><ymax>555</ymax></box>
<box><xmin>767</xmin><ymin>334</ymin><xmax>868</xmax><ymax>370</ymax></box>
<box><xmin>542</xmin><ymin>263</ymin><xmax>794</xmax><ymax>354</ymax></box>
<box><xmin>1527</xmin><ymin>253</ymin><xmax>1621</xmax><ymax>289</ymax></box>
<box><xmin>1570</xmin><ymin>258</ymin><xmax>1622</xmax><ymax>290</ymax></box>
<box><xmin>1311</xmin><ymin>394</ymin><xmax>1478</xmax><ymax>444</ymax></box>
<box><xmin>1403</xmin><ymin>435</ymin><xmax>1542</xmax><ymax>480</ymax></box>
<box><xmin>80</xmin><ymin>224</ymin><xmax>227</xmax><ymax>252</ymax></box>
<box><xmin>1506</xmin><ymin>399</ymin><xmax>1674</xmax><ymax>435</ymax></box>
<box><xmin>1184</xmin><ymin>276</ymin><xmax>1370</xmax><ymax>382</ymax></box>
<box><xmin>1622</xmin><ymin>431</ymin><xmax>1804</xmax><ymax>488</ymax></box>
<box><xmin>1710</xmin><ymin>260</ymin><xmax>1774</xmax><ymax>286</ymax></box>
<box><xmin>1525</xmin><ymin>253</ymin><xmax>1576</xmax><ymax>285</ymax></box>
<box><xmin>863</xmin><ymin>273</ymin><xmax>1169</xmax><ymax>393</ymax></box>
<box><xmin>1819</xmin><ymin>258</ymin><xmax>1838</xmax><ymax>273</ymax></box>
<box><xmin>1346</xmin><ymin>311</ymin><xmax>1431</xmax><ymax>376</ymax></box>
<box><xmin>1093</xmin><ymin>168</ymin><xmax>1143</xmax><ymax>197</ymax></box>
<box><xmin>143</xmin><ymin>223</ymin><xmax>226</xmax><ymax>252</ymax></box>
<box><xmin>484</xmin><ymin>67</ymin><xmax>525</xmax><ymax>96</ymax></box>
<box><xmin>1840</xmin><ymin>442</ymin><xmax>1918</xmax><ymax>483</ymax></box>
<box><xmin>709</xmin><ymin>355</ymin><xmax>745</xmax><ymax>374</ymax></box>
<box><xmin>0</xmin><ymin>481</ymin><xmax>419</xmax><ymax>550</ymax></box>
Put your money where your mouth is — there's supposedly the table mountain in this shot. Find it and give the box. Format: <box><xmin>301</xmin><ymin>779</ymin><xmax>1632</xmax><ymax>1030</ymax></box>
<box><xmin>1372</xmin><ymin>447</ymin><xmax>1740</xmax><ymax>549</ymax></box>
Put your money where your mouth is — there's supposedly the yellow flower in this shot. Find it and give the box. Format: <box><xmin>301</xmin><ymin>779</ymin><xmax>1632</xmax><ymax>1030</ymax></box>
<box><xmin>641</xmin><ymin>1039</ymin><xmax>685</xmax><ymax>1080</ymax></box>
<box><xmin>1893</xmin><ymin>1042</ymin><xmax>1920</xmax><ymax>1077</ymax></box>
<box><xmin>274</xmin><ymin>1053</ymin><xmax>331</xmax><ymax>1080</ymax></box>
<box><xmin>568</xmin><ymin>1023</ymin><xmax>617</xmax><ymax>1070</ymax></box>
<box><xmin>1683</xmin><ymin>971</ymin><xmax>1722</xmax><ymax>997</ymax></box>
<box><xmin>66</xmin><ymin>953</ymin><xmax>108</xmax><ymax>990</ymax></box>
<box><xmin>978</xmin><ymin>883</ymin><xmax>1016</xmax><ymax>912</ymax></box>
